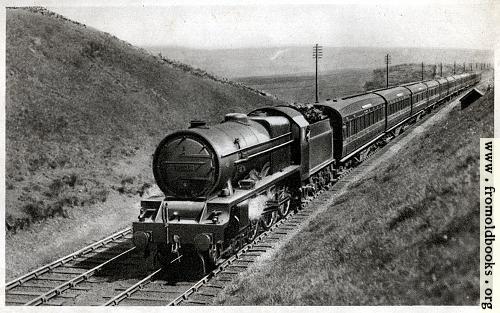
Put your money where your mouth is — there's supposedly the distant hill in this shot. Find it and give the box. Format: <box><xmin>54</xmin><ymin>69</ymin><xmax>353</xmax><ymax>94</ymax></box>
<box><xmin>234</xmin><ymin>63</ymin><xmax>465</xmax><ymax>104</ymax></box>
<box><xmin>363</xmin><ymin>63</ymin><xmax>464</xmax><ymax>90</ymax></box>
<box><xmin>236</xmin><ymin>68</ymin><xmax>374</xmax><ymax>104</ymax></box>
<box><xmin>5</xmin><ymin>7</ymin><xmax>284</xmax><ymax>231</ymax></box>
<box><xmin>145</xmin><ymin>45</ymin><xmax>493</xmax><ymax>78</ymax></box>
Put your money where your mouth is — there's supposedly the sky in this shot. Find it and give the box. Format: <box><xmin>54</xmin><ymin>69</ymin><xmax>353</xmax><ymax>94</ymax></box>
<box><xmin>42</xmin><ymin>0</ymin><xmax>497</xmax><ymax>50</ymax></box>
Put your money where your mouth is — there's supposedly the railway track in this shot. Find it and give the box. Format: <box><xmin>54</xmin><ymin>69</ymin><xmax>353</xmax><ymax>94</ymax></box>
<box><xmin>5</xmin><ymin>86</ymin><xmax>474</xmax><ymax>306</ymax></box>
<box><xmin>5</xmin><ymin>227</ymin><xmax>135</xmax><ymax>306</ymax></box>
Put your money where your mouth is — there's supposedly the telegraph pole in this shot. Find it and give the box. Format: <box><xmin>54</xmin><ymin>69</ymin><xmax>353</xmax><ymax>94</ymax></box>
<box><xmin>313</xmin><ymin>44</ymin><xmax>323</xmax><ymax>103</ymax></box>
<box><xmin>421</xmin><ymin>62</ymin><xmax>424</xmax><ymax>80</ymax></box>
<box><xmin>385</xmin><ymin>54</ymin><xmax>391</xmax><ymax>88</ymax></box>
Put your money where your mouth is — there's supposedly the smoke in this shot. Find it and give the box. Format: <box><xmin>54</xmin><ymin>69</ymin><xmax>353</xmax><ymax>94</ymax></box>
<box><xmin>270</xmin><ymin>49</ymin><xmax>288</xmax><ymax>61</ymax></box>
<box><xmin>248</xmin><ymin>194</ymin><xmax>270</xmax><ymax>221</ymax></box>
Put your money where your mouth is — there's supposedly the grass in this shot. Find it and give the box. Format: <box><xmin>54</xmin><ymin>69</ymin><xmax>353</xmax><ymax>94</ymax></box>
<box><xmin>236</xmin><ymin>68</ymin><xmax>373</xmax><ymax>103</ymax></box>
<box><xmin>235</xmin><ymin>64</ymin><xmax>454</xmax><ymax>104</ymax></box>
<box><xmin>364</xmin><ymin>63</ymin><xmax>460</xmax><ymax>90</ymax></box>
<box><xmin>5</xmin><ymin>7</ymin><xmax>284</xmax><ymax>231</ymax></box>
<box><xmin>215</xmin><ymin>83</ymin><xmax>493</xmax><ymax>305</ymax></box>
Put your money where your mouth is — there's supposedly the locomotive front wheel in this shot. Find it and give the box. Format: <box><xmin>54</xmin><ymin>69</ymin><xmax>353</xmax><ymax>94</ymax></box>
<box><xmin>197</xmin><ymin>252</ymin><xmax>207</xmax><ymax>276</ymax></box>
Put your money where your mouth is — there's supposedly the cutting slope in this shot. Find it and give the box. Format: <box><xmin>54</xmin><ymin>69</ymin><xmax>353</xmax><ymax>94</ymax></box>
<box><xmin>5</xmin><ymin>7</ymin><xmax>284</xmax><ymax>230</ymax></box>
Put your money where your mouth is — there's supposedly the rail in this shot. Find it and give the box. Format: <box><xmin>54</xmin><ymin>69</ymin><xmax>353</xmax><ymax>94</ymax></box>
<box><xmin>6</xmin><ymin>227</ymin><xmax>132</xmax><ymax>291</ymax></box>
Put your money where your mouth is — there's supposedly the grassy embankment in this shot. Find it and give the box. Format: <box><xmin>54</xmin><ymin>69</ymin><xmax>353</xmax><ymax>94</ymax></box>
<box><xmin>216</xmin><ymin>79</ymin><xmax>493</xmax><ymax>305</ymax></box>
<box><xmin>6</xmin><ymin>7</ymin><xmax>284</xmax><ymax>232</ymax></box>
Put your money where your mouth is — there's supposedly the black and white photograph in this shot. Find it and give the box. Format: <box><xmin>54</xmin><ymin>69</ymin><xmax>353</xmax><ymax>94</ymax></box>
<box><xmin>1</xmin><ymin>0</ymin><xmax>497</xmax><ymax>308</ymax></box>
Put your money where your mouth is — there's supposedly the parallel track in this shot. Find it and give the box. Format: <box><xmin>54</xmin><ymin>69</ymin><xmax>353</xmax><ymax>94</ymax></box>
<box><xmin>5</xmin><ymin>228</ymin><xmax>134</xmax><ymax>306</ymax></box>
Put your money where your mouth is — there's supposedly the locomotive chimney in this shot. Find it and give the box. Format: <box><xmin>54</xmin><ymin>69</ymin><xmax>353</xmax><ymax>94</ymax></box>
<box><xmin>189</xmin><ymin>120</ymin><xmax>207</xmax><ymax>128</ymax></box>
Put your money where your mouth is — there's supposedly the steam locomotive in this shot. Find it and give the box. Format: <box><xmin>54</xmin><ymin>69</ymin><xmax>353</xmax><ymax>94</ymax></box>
<box><xmin>132</xmin><ymin>72</ymin><xmax>481</xmax><ymax>273</ymax></box>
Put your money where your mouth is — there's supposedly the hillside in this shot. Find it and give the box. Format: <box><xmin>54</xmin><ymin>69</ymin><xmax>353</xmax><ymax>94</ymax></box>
<box><xmin>216</xmin><ymin>76</ymin><xmax>493</xmax><ymax>305</ymax></box>
<box><xmin>5</xmin><ymin>7</ymin><xmax>285</xmax><ymax>231</ymax></box>
<box><xmin>146</xmin><ymin>45</ymin><xmax>493</xmax><ymax>78</ymax></box>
